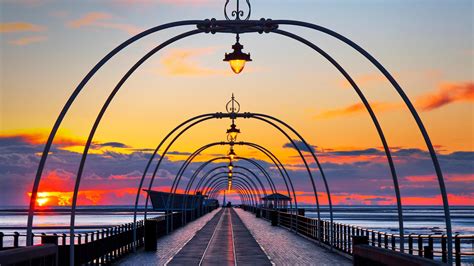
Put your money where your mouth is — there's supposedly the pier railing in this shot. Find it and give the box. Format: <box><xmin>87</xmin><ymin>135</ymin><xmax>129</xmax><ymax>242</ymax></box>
<box><xmin>0</xmin><ymin>206</ymin><xmax>217</xmax><ymax>265</ymax></box>
<box><xmin>244</xmin><ymin>205</ymin><xmax>473</xmax><ymax>266</ymax></box>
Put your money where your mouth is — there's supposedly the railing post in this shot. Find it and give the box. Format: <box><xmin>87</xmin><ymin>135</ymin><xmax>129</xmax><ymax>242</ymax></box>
<box><xmin>441</xmin><ymin>234</ymin><xmax>447</xmax><ymax>263</ymax></box>
<box><xmin>145</xmin><ymin>219</ymin><xmax>158</xmax><ymax>251</ymax></box>
<box><xmin>0</xmin><ymin>232</ymin><xmax>3</xmax><ymax>250</ymax></box>
<box><xmin>424</xmin><ymin>246</ymin><xmax>433</xmax><ymax>260</ymax></box>
<box><xmin>391</xmin><ymin>234</ymin><xmax>396</xmax><ymax>251</ymax></box>
<box><xmin>455</xmin><ymin>234</ymin><xmax>461</xmax><ymax>266</ymax></box>
<box><xmin>352</xmin><ymin>235</ymin><xmax>369</xmax><ymax>266</ymax></box>
<box><xmin>13</xmin><ymin>232</ymin><xmax>19</xmax><ymax>247</ymax></box>
<box><xmin>408</xmin><ymin>234</ymin><xmax>413</xmax><ymax>254</ymax></box>
<box><xmin>271</xmin><ymin>210</ymin><xmax>278</xmax><ymax>226</ymax></box>
<box><xmin>41</xmin><ymin>234</ymin><xmax>59</xmax><ymax>245</ymax></box>
<box><xmin>418</xmin><ymin>235</ymin><xmax>423</xmax><ymax>257</ymax></box>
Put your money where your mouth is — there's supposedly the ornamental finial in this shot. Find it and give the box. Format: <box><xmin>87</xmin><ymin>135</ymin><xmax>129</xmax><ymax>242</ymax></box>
<box><xmin>224</xmin><ymin>0</ymin><xmax>251</xmax><ymax>21</ymax></box>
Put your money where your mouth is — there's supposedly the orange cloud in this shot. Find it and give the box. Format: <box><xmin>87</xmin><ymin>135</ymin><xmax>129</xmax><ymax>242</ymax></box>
<box><xmin>160</xmin><ymin>47</ymin><xmax>227</xmax><ymax>76</ymax></box>
<box><xmin>338</xmin><ymin>73</ymin><xmax>388</xmax><ymax>89</ymax></box>
<box><xmin>416</xmin><ymin>81</ymin><xmax>474</xmax><ymax>111</ymax></box>
<box><xmin>0</xmin><ymin>22</ymin><xmax>46</xmax><ymax>33</ymax></box>
<box><xmin>67</xmin><ymin>12</ymin><xmax>141</xmax><ymax>35</ymax></box>
<box><xmin>315</xmin><ymin>101</ymin><xmax>400</xmax><ymax>119</ymax></box>
<box><xmin>9</xmin><ymin>35</ymin><xmax>47</xmax><ymax>46</ymax></box>
<box><xmin>0</xmin><ymin>131</ymin><xmax>82</xmax><ymax>147</ymax></box>
<box><xmin>68</xmin><ymin>12</ymin><xmax>112</xmax><ymax>28</ymax></box>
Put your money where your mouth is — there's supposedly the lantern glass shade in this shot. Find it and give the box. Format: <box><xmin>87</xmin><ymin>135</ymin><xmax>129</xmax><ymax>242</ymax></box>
<box><xmin>229</xmin><ymin>59</ymin><xmax>246</xmax><ymax>74</ymax></box>
<box><xmin>228</xmin><ymin>163</ymin><xmax>234</xmax><ymax>171</ymax></box>
<box><xmin>223</xmin><ymin>41</ymin><xmax>252</xmax><ymax>75</ymax></box>
<box><xmin>226</xmin><ymin>123</ymin><xmax>240</xmax><ymax>142</ymax></box>
<box><xmin>228</xmin><ymin>148</ymin><xmax>236</xmax><ymax>161</ymax></box>
<box><xmin>228</xmin><ymin>171</ymin><xmax>233</xmax><ymax>177</ymax></box>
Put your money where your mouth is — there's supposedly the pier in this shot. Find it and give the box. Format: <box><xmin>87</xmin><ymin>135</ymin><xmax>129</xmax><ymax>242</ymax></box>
<box><xmin>1</xmin><ymin>0</ymin><xmax>472</xmax><ymax>265</ymax></box>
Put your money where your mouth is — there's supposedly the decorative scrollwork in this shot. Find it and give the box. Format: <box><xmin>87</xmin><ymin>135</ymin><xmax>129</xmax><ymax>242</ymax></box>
<box><xmin>226</xmin><ymin>94</ymin><xmax>241</xmax><ymax>113</ymax></box>
<box><xmin>224</xmin><ymin>0</ymin><xmax>251</xmax><ymax>21</ymax></box>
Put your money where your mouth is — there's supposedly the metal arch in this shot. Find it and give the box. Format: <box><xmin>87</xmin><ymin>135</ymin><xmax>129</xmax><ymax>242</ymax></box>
<box><xmin>182</xmin><ymin>155</ymin><xmax>295</xmax><ymax>222</ymax></box>
<box><xmin>131</xmin><ymin>114</ymin><xmax>214</xmax><ymax>250</ymax></box>
<box><xmin>202</xmin><ymin>175</ymin><xmax>260</xmax><ymax>200</ymax></box>
<box><xmin>67</xmin><ymin>29</ymin><xmax>205</xmax><ymax>264</ymax></box>
<box><xmin>170</xmin><ymin>152</ymin><xmax>293</xmax><ymax>219</ymax></box>
<box><xmin>208</xmin><ymin>183</ymin><xmax>248</xmax><ymax>204</ymax></box>
<box><xmin>27</xmin><ymin>15</ymin><xmax>448</xmax><ymax>260</ymax></box>
<box><xmin>26</xmin><ymin>20</ymin><xmax>203</xmax><ymax>247</ymax></box>
<box><xmin>204</xmin><ymin>177</ymin><xmax>260</xmax><ymax>206</ymax></box>
<box><xmin>184</xmin><ymin>166</ymin><xmax>270</xmax><ymax>220</ymax></box>
<box><xmin>205</xmin><ymin>178</ymin><xmax>256</xmax><ymax>206</ymax></box>
<box><xmin>191</xmin><ymin>165</ymin><xmax>272</xmax><ymax>196</ymax></box>
<box><xmin>181</xmin><ymin>165</ymin><xmax>270</xmax><ymax>216</ymax></box>
<box><xmin>197</xmin><ymin>172</ymin><xmax>267</xmax><ymax>202</ymax></box>
<box><xmin>162</xmin><ymin>142</ymin><xmax>291</xmax><ymax>218</ymax></box>
<box><xmin>273</xmin><ymin>20</ymin><xmax>451</xmax><ymax>260</ymax></box>
<box><xmin>177</xmin><ymin>155</ymin><xmax>288</xmax><ymax>217</ymax></box>
<box><xmin>238</xmin><ymin>142</ymin><xmax>294</xmax><ymax>198</ymax></box>
<box><xmin>140</xmin><ymin>119</ymin><xmax>217</xmax><ymax>221</ymax></box>
<box><xmin>141</xmin><ymin>120</ymin><xmax>320</xmax><ymax>238</ymax></box>
<box><xmin>209</xmin><ymin>185</ymin><xmax>246</xmax><ymax>205</ymax></box>
<box><xmin>247</xmin><ymin>115</ymin><xmax>324</xmax><ymax>242</ymax></box>
<box><xmin>265</xmin><ymin>29</ymin><xmax>404</xmax><ymax>253</ymax></box>
<box><xmin>187</xmin><ymin>163</ymin><xmax>275</xmax><ymax>196</ymax></box>
<box><xmin>210</xmin><ymin>182</ymin><xmax>252</xmax><ymax>206</ymax></box>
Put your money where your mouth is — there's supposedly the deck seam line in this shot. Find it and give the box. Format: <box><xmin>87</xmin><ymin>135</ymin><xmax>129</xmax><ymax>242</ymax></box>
<box><xmin>233</xmin><ymin>208</ymin><xmax>275</xmax><ymax>265</ymax></box>
<box><xmin>198</xmin><ymin>208</ymin><xmax>225</xmax><ymax>265</ymax></box>
<box><xmin>229</xmin><ymin>208</ymin><xmax>237</xmax><ymax>266</ymax></box>
<box><xmin>164</xmin><ymin>209</ymin><xmax>220</xmax><ymax>266</ymax></box>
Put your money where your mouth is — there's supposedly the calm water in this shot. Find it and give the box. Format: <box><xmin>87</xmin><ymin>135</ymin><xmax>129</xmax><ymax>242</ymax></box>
<box><xmin>304</xmin><ymin>205</ymin><xmax>474</xmax><ymax>235</ymax></box>
<box><xmin>0</xmin><ymin>205</ymin><xmax>472</xmax><ymax>247</ymax></box>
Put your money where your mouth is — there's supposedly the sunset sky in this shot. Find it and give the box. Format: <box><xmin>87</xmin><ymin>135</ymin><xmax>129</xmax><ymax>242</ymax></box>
<box><xmin>0</xmin><ymin>0</ymin><xmax>473</xmax><ymax>207</ymax></box>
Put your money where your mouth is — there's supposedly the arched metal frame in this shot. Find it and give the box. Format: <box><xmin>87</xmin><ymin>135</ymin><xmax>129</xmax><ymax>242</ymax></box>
<box><xmin>141</xmin><ymin>116</ymin><xmax>330</xmax><ymax>243</ymax></box>
<box><xmin>202</xmin><ymin>174</ymin><xmax>264</xmax><ymax>203</ymax></box>
<box><xmin>26</xmin><ymin>18</ymin><xmax>453</xmax><ymax>264</ymax></box>
<box><xmin>205</xmin><ymin>177</ymin><xmax>259</xmax><ymax>206</ymax></box>
<box><xmin>209</xmin><ymin>182</ymin><xmax>251</xmax><ymax>205</ymax></box>
<box><xmin>193</xmin><ymin>170</ymin><xmax>267</xmax><ymax>206</ymax></box>
<box><xmin>210</xmin><ymin>182</ymin><xmax>253</xmax><ymax>206</ymax></box>
<box><xmin>180</xmin><ymin>156</ymin><xmax>298</xmax><ymax>231</ymax></box>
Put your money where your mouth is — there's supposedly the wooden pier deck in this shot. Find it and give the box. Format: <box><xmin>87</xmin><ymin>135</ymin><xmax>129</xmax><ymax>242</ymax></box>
<box><xmin>167</xmin><ymin>208</ymin><xmax>271</xmax><ymax>265</ymax></box>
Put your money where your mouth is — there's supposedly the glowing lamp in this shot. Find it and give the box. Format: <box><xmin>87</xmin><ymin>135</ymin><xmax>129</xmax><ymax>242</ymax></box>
<box><xmin>228</xmin><ymin>148</ymin><xmax>236</xmax><ymax>161</ymax></box>
<box><xmin>226</xmin><ymin>123</ymin><xmax>241</xmax><ymax>142</ymax></box>
<box><xmin>223</xmin><ymin>37</ymin><xmax>252</xmax><ymax>74</ymax></box>
<box><xmin>228</xmin><ymin>171</ymin><xmax>233</xmax><ymax>177</ymax></box>
<box><xmin>228</xmin><ymin>162</ymin><xmax>234</xmax><ymax>171</ymax></box>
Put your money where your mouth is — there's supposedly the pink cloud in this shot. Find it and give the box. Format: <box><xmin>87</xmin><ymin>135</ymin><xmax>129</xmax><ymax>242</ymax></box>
<box><xmin>9</xmin><ymin>35</ymin><xmax>47</xmax><ymax>46</ymax></box>
<box><xmin>159</xmin><ymin>47</ymin><xmax>227</xmax><ymax>77</ymax></box>
<box><xmin>416</xmin><ymin>81</ymin><xmax>474</xmax><ymax>111</ymax></box>
<box><xmin>67</xmin><ymin>12</ymin><xmax>141</xmax><ymax>35</ymax></box>
<box><xmin>0</xmin><ymin>22</ymin><xmax>46</xmax><ymax>33</ymax></box>
<box><xmin>315</xmin><ymin>101</ymin><xmax>400</xmax><ymax>119</ymax></box>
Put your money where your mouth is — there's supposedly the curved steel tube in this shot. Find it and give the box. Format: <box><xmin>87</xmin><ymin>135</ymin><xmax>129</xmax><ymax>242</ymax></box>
<box><xmin>26</xmin><ymin>20</ymin><xmax>203</xmax><ymax>247</ymax></box>
<box><xmin>205</xmin><ymin>179</ymin><xmax>255</xmax><ymax>206</ymax></box>
<box><xmin>182</xmin><ymin>166</ymin><xmax>269</xmax><ymax>222</ymax></box>
<box><xmin>249</xmin><ymin>116</ymin><xmax>323</xmax><ymax>242</ymax></box>
<box><xmin>210</xmin><ymin>182</ymin><xmax>252</xmax><ymax>206</ymax></box>
<box><xmin>204</xmin><ymin>177</ymin><xmax>260</xmax><ymax>206</ymax></box>
<box><xmin>208</xmin><ymin>183</ymin><xmax>248</xmax><ymax>205</ymax></box>
<box><xmin>274</xmin><ymin>20</ymin><xmax>451</xmax><ymax>260</ymax></box>
<box><xmin>267</xmin><ymin>28</ymin><xmax>404</xmax><ymax>251</ymax></box>
<box><xmin>184</xmin><ymin>167</ymin><xmax>269</xmax><ymax>221</ymax></box>
<box><xmin>132</xmin><ymin>113</ymin><xmax>214</xmax><ymax>250</ymax></box>
<box><xmin>68</xmin><ymin>29</ymin><xmax>204</xmax><ymax>264</ymax></box>
<box><xmin>28</xmin><ymin>16</ymin><xmax>447</xmax><ymax>260</ymax></box>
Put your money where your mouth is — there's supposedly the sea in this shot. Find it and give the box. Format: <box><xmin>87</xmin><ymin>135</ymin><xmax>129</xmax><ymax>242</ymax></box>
<box><xmin>0</xmin><ymin>205</ymin><xmax>473</xmax><ymax>262</ymax></box>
